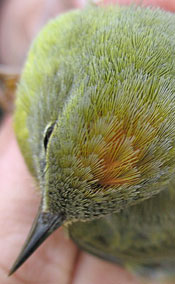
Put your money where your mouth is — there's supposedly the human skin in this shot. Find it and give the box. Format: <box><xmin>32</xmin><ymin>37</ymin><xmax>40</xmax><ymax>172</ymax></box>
<box><xmin>0</xmin><ymin>1</ymin><xmax>175</xmax><ymax>284</ymax></box>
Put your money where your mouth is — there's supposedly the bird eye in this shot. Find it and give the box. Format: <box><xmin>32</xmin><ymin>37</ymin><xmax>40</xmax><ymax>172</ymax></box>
<box><xmin>43</xmin><ymin>124</ymin><xmax>55</xmax><ymax>150</ymax></box>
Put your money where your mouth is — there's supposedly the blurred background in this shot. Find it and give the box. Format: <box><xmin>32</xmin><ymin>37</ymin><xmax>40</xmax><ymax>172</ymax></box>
<box><xmin>0</xmin><ymin>0</ymin><xmax>89</xmax><ymax>66</ymax></box>
<box><xmin>0</xmin><ymin>0</ymin><xmax>87</xmax><ymax>122</ymax></box>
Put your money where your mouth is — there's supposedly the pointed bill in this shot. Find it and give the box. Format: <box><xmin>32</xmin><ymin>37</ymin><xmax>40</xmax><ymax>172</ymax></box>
<box><xmin>9</xmin><ymin>206</ymin><xmax>64</xmax><ymax>276</ymax></box>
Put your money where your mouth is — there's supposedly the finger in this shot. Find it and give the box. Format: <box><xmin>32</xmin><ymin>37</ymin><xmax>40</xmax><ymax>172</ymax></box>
<box><xmin>72</xmin><ymin>253</ymin><xmax>143</xmax><ymax>284</ymax></box>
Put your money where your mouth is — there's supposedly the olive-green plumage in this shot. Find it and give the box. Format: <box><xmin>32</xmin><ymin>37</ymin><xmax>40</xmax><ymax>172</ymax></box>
<box><xmin>12</xmin><ymin>4</ymin><xmax>175</xmax><ymax>280</ymax></box>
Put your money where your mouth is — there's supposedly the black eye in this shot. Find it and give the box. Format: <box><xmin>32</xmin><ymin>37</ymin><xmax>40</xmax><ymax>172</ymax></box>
<box><xmin>44</xmin><ymin>124</ymin><xmax>55</xmax><ymax>150</ymax></box>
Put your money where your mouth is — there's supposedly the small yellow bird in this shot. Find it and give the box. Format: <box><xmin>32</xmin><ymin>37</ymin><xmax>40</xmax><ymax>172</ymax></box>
<box><xmin>8</xmin><ymin>5</ymin><xmax>175</xmax><ymax>281</ymax></box>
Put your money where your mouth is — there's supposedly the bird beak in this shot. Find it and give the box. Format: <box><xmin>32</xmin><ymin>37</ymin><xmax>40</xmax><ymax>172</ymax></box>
<box><xmin>9</xmin><ymin>205</ymin><xmax>64</xmax><ymax>276</ymax></box>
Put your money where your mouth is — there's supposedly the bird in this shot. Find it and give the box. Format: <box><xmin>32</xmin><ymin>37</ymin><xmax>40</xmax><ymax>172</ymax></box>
<box><xmin>9</xmin><ymin>4</ymin><xmax>175</xmax><ymax>281</ymax></box>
